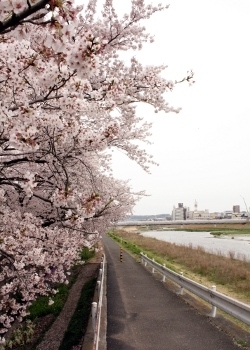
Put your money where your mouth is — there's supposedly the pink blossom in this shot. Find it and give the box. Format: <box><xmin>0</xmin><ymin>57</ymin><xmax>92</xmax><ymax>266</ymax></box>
<box><xmin>10</xmin><ymin>0</ymin><xmax>28</xmax><ymax>14</ymax></box>
<box><xmin>0</xmin><ymin>0</ymin><xmax>193</xmax><ymax>336</ymax></box>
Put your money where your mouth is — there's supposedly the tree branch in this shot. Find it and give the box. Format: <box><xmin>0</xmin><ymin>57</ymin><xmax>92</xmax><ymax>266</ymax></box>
<box><xmin>0</xmin><ymin>0</ymin><xmax>50</xmax><ymax>34</ymax></box>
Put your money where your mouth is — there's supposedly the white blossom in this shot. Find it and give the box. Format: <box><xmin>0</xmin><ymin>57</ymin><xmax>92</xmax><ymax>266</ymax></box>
<box><xmin>0</xmin><ymin>0</ymin><xmax>192</xmax><ymax>336</ymax></box>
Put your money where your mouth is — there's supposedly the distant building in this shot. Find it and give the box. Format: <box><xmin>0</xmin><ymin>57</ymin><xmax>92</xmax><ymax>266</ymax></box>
<box><xmin>172</xmin><ymin>203</ymin><xmax>187</xmax><ymax>221</ymax></box>
<box><xmin>210</xmin><ymin>212</ymin><xmax>223</xmax><ymax>219</ymax></box>
<box><xmin>233</xmin><ymin>205</ymin><xmax>240</xmax><ymax>213</ymax></box>
<box><xmin>186</xmin><ymin>200</ymin><xmax>210</xmax><ymax>220</ymax></box>
<box><xmin>171</xmin><ymin>201</ymin><xmax>247</xmax><ymax>221</ymax></box>
<box><xmin>223</xmin><ymin>210</ymin><xmax>233</xmax><ymax>219</ymax></box>
<box><xmin>188</xmin><ymin>209</ymin><xmax>210</xmax><ymax>220</ymax></box>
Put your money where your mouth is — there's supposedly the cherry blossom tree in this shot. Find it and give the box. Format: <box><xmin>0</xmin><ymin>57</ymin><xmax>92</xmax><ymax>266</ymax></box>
<box><xmin>0</xmin><ymin>0</ymin><xmax>193</xmax><ymax>341</ymax></box>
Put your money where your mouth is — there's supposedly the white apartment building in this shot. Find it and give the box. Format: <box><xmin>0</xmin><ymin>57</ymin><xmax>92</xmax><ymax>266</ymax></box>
<box><xmin>172</xmin><ymin>203</ymin><xmax>187</xmax><ymax>221</ymax></box>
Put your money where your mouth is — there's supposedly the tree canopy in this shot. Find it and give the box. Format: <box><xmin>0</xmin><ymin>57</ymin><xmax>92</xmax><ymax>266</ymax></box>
<box><xmin>0</xmin><ymin>0</ymin><xmax>193</xmax><ymax>341</ymax></box>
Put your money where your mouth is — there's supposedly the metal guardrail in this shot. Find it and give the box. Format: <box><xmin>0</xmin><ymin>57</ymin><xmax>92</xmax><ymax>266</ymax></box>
<box><xmin>140</xmin><ymin>253</ymin><xmax>250</xmax><ymax>325</ymax></box>
<box><xmin>92</xmin><ymin>253</ymin><xmax>106</xmax><ymax>350</ymax></box>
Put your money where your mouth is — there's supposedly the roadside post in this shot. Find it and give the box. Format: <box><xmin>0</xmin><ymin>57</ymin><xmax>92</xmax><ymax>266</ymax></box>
<box><xmin>120</xmin><ymin>247</ymin><xmax>123</xmax><ymax>262</ymax></box>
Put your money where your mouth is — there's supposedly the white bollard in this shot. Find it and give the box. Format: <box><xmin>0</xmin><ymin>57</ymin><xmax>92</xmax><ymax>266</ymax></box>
<box><xmin>100</xmin><ymin>255</ymin><xmax>104</xmax><ymax>270</ymax></box>
<box><xmin>210</xmin><ymin>285</ymin><xmax>217</xmax><ymax>317</ymax></box>
<box><xmin>179</xmin><ymin>272</ymin><xmax>184</xmax><ymax>295</ymax></box>
<box><xmin>152</xmin><ymin>258</ymin><xmax>155</xmax><ymax>273</ymax></box>
<box><xmin>162</xmin><ymin>264</ymin><xmax>166</xmax><ymax>282</ymax></box>
<box><xmin>97</xmin><ymin>281</ymin><xmax>101</xmax><ymax>297</ymax></box>
<box><xmin>98</xmin><ymin>268</ymin><xmax>102</xmax><ymax>280</ymax></box>
<box><xmin>141</xmin><ymin>253</ymin><xmax>144</xmax><ymax>265</ymax></box>
<box><xmin>91</xmin><ymin>302</ymin><xmax>97</xmax><ymax>330</ymax></box>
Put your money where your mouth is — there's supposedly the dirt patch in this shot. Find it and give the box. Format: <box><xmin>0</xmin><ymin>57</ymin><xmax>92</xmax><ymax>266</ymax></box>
<box><xmin>29</xmin><ymin>315</ymin><xmax>56</xmax><ymax>350</ymax></box>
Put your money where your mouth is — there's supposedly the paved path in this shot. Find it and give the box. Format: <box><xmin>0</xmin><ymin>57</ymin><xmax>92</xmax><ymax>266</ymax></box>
<box><xmin>103</xmin><ymin>233</ymin><xmax>240</xmax><ymax>350</ymax></box>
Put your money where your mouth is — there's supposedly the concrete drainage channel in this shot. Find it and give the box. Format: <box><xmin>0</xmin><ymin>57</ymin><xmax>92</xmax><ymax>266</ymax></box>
<box><xmin>82</xmin><ymin>254</ymin><xmax>107</xmax><ymax>350</ymax></box>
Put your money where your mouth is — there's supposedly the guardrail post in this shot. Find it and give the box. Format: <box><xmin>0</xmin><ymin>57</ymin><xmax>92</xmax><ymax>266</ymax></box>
<box><xmin>144</xmin><ymin>254</ymin><xmax>147</xmax><ymax>266</ymax></box>
<box><xmin>99</xmin><ymin>268</ymin><xmax>102</xmax><ymax>280</ymax></box>
<box><xmin>210</xmin><ymin>285</ymin><xmax>217</xmax><ymax>317</ymax></box>
<box><xmin>179</xmin><ymin>272</ymin><xmax>184</xmax><ymax>295</ymax></box>
<box><xmin>91</xmin><ymin>302</ymin><xmax>97</xmax><ymax>330</ymax></box>
<box><xmin>152</xmin><ymin>258</ymin><xmax>155</xmax><ymax>273</ymax></box>
<box><xmin>162</xmin><ymin>264</ymin><xmax>166</xmax><ymax>282</ymax></box>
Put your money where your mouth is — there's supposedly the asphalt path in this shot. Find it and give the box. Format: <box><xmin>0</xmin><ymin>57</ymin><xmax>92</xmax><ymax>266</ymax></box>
<box><xmin>102</xmin><ymin>233</ymin><xmax>240</xmax><ymax>350</ymax></box>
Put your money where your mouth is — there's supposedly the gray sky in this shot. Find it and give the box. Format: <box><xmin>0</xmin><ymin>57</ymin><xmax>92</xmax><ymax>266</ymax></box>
<box><xmin>111</xmin><ymin>0</ymin><xmax>250</xmax><ymax>215</ymax></box>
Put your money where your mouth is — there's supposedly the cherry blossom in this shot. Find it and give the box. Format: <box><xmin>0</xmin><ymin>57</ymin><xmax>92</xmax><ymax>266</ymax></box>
<box><xmin>0</xmin><ymin>0</ymin><xmax>194</xmax><ymax>339</ymax></box>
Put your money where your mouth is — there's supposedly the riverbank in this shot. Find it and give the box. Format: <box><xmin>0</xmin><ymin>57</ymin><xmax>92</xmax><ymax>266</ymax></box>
<box><xmin>140</xmin><ymin>230</ymin><xmax>250</xmax><ymax>261</ymax></box>
<box><xmin>122</xmin><ymin>222</ymin><xmax>250</xmax><ymax>234</ymax></box>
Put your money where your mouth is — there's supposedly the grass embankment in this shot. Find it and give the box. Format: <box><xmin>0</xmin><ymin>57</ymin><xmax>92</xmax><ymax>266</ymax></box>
<box><xmin>109</xmin><ymin>229</ymin><xmax>250</xmax><ymax>301</ymax></box>
<box><xmin>3</xmin><ymin>247</ymin><xmax>96</xmax><ymax>350</ymax></box>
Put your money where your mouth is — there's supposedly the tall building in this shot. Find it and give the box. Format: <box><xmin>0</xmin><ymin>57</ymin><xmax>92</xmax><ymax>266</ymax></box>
<box><xmin>172</xmin><ymin>203</ymin><xmax>187</xmax><ymax>221</ymax></box>
<box><xmin>233</xmin><ymin>205</ymin><xmax>240</xmax><ymax>213</ymax></box>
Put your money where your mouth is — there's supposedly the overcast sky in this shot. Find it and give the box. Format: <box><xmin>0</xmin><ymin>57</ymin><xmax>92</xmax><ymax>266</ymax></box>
<box><xmin>110</xmin><ymin>0</ymin><xmax>250</xmax><ymax>215</ymax></box>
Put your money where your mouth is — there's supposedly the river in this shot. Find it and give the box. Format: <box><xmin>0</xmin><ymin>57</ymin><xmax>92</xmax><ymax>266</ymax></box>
<box><xmin>140</xmin><ymin>230</ymin><xmax>250</xmax><ymax>261</ymax></box>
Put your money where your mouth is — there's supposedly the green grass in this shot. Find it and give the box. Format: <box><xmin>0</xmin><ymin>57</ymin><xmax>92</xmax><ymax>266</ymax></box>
<box><xmin>80</xmin><ymin>247</ymin><xmax>95</xmax><ymax>261</ymax></box>
<box><xmin>108</xmin><ymin>231</ymin><xmax>179</xmax><ymax>272</ymax></box>
<box><xmin>28</xmin><ymin>283</ymin><xmax>71</xmax><ymax>319</ymax></box>
<box><xmin>109</xmin><ymin>231</ymin><xmax>142</xmax><ymax>255</ymax></box>
<box><xmin>59</xmin><ymin>278</ymin><xmax>97</xmax><ymax>350</ymax></box>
